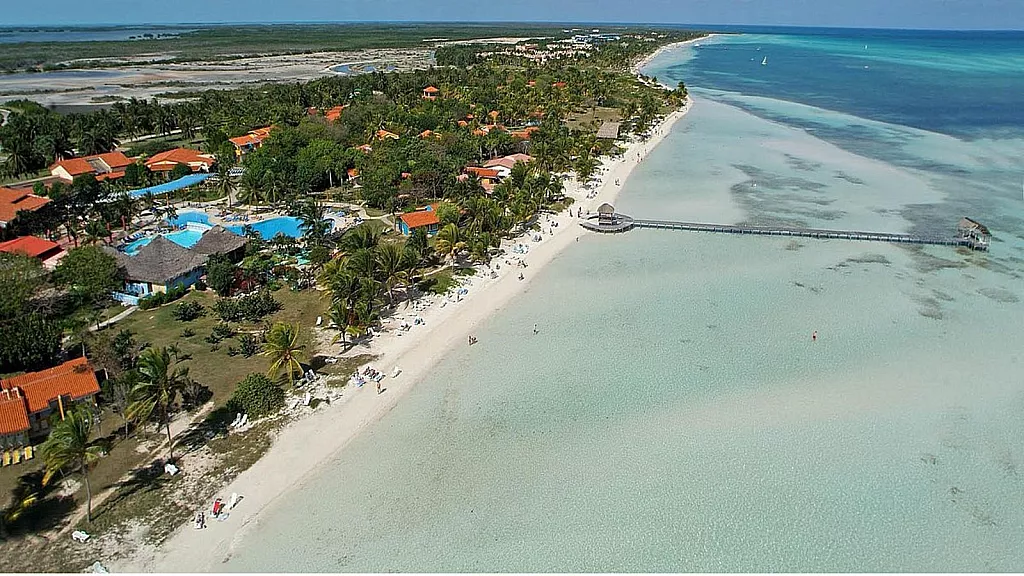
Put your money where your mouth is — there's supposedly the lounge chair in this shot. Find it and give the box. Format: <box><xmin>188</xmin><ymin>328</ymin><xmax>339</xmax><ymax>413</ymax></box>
<box><xmin>72</xmin><ymin>530</ymin><xmax>90</xmax><ymax>542</ymax></box>
<box><xmin>11</xmin><ymin>450</ymin><xmax>20</xmax><ymax>464</ymax></box>
<box><xmin>237</xmin><ymin>414</ymin><xmax>248</xmax><ymax>428</ymax></box>
<box><xmin>2</xmin><ymin>451</ymin><xmax>9</xmax><ymax>466</ymax></box>
<box><xmin>23</xmin><ymin>446</ymin><xmax>33</xmax><ymax>460</ymax></box>
<box><xmin>230</xmin><ymin>413</ymin><xmax>242</xmax><ymax>427</ymax></box>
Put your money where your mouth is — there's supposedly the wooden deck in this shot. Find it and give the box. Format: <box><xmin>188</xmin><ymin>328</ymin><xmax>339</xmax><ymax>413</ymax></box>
<box><xmin>579</xmin><ymin>214</ymin><xmax>988</xmax><ymax>250</ymax></box>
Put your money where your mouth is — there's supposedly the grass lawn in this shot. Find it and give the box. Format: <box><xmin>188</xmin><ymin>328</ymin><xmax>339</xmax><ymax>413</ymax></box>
<box><xmin>565</xmin><ymin>105</ymin><xmax>623</xmax><ymax>131</ymax></box>
<box><xmin>113</xmin><ymin>286</ymin><xmax>328</xmax><ymax>406</ymax></box>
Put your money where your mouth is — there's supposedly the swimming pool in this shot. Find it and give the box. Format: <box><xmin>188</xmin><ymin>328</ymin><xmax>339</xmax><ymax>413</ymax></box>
<box><xmin>227</xmin><ymin>216</ymin><xmax>330</xmax><ymax>240</ymax></box>
<box><xmin>123</xmin><ymin>228</ymin><xmax>205</xmax><ymax>255</ymax></box>
<box><xmin>167</xmin><ymin>211</ymin><xmax>213</xmax><ymax>227</ymax></box>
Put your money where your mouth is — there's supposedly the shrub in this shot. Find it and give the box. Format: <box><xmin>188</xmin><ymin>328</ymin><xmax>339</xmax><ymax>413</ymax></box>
<box><xmin>237</xmin><ymin>333</ymin><xmax>261</xmax><ymax>358</ymax></box>
<box><xmin>171</xmin><ymin>300</ymin><xmax>206</xmax><ymax>322</ymax></box>
<box><xmin>214</xmin><ymin>290</ymin><xmax>281</xmax><ymax>323</ymax></box>
<box><xmin>227</xmin><ymin>373</ymin><xmax>285</xmax><ymax>419</ymax></box>
<box><xmin>180</xmin><ymin>327</ymin><xmax>196</xmax><ymax>338</ymax></box>
<box><xmin>213</xmin><ymin>298</ymin><xmax>242</xmax><ymax>322</ymax></box>
<box><xmin>138</xmin><ymin>284</ymin><xmax>188</xmax><ymax>310</ymax></box>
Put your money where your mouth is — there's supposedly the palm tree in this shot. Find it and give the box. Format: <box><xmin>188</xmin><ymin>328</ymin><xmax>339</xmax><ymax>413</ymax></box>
<box><xmin>127</xmin><ymin>346</ymin><xmax>190</xmax><ymax>461</ymax></box>
<box><xmin>328</xmin><ymin>302</ymin><xmax>353</xmax><ymax>350</ymax></box>
<box><xmin>434</xmin><ymin>223</ymin><xmax>466</xmax><ymax>268</ymax></box>
<box><xmin>40</xmin><ymin>406</ymin><xmax>103</xmax><ymax>523</ymax></box>
<box><xmin>374</xmin><ymin>242</ymin><xmax>408</xmax><ymax>305</ymax></box>
<box><xmin>262</xmin><ymin>322</ymin><xmax>305</xmax><ymax>386</ymax></box>
<box><xmin>214</xmin><ymin>164</ymin><xmax>238</xmax><ymax>207</ymax></box>
<box><xmin>294</xmin><ymin>200</ymin><xmax>330</xmax><ymax>247</ymax></box>
<box><xmin>342</xmin><ymin>225</ymin><xmax>382</xmax><ymax>252</ymax></box>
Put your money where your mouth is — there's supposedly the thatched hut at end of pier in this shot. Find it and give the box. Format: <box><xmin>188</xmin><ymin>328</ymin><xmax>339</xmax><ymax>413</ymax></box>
<box><xmin>957</xmin><ymin>217</ymin><xmax>991</xmax><ymax>250</ymax></box>
<box><xmin>597</xmin><ymin>203</ymin><xmax>616</xmax><ymax>224</ymax></box>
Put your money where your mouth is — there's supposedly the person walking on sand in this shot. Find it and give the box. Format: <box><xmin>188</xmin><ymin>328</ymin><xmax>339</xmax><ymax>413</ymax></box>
<box><xmin>376</xmin><ymin>380</ymin><xmax>382</xmax><ymax>394</ymax></box>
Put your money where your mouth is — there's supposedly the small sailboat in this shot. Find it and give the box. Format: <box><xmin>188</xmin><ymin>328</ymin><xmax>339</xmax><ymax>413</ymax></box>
<box><xmin>761</xmin><ymin>56</ymin><xmax>768</xmax><ymax>66</ymax></box>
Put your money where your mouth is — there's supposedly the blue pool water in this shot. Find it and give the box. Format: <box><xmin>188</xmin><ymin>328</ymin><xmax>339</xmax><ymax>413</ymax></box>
<box><xmin>168</xmin><ymin>211</ymin><xmax>318</xmax><ymax>240</ymax></box>
<box><xmin>167</xmin><ymin>211</ymin><xmax>213</xmax><ymax>227</ymax></box>
<box><xmin>227</xmin><ymin>216</ymin><xmax>318</xmax><ymax>240</ymax></box>
<box><xmin>123</xmin><ymin>228</ymin><xmax>204</xmax><ymax>255</ymax></box>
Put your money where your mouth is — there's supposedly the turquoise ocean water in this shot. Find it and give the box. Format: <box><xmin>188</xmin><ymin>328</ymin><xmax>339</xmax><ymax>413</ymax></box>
<box><xmin>222</xmin><ymin>29</ymin><xmax>1024</xmax><ymax>571</ymax></box>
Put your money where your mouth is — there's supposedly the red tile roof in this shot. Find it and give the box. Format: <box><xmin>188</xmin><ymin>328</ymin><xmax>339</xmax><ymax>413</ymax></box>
<box><xmin>0</xmin><ymin>236</ymin><xmax>63</xmax><ymax>259</ymax></box>
<box><xmin>399</xmin><ymin>210</ymin><xmax>440</xmax><ymax>229</ymax></box>
<box><xmin>51</xmin><ymin>157</ymin><xmax>94</xmax><ymax>177</ymax></box>
<box><xmin>145</xmin><ymin>148</ymin><xmax>215</xmax><ymax>172</ymax></box>
<box><xmin>0</xmin><ymin>390</ymin><xmax>30</xmax><ymax>436</ymax></box>
<box><xmin>325</xmin><ymin>105</ymin><xmax>346</xmax><ymax>122</ymax></box>
<box><xmin>0</xmin><ymin>187</ymin><xmax>50</xmax><ymax>224</ymax></box>
<box><xmin>376</xmin><ymin>129</ymin><xmax>399</xmax><ymax>140</ymax></box>
<box><xmin>1</xmin><ymin>357</ymin><xmax>101</xmax><ymax>414</ymax></box>
<box><xmin>423</xmin><ymin>86</ymin><xmax>440</xmax><ymax>94</ymax></box>
<box><xmin>230</xmin><ymin>127</ymin><xmax>273</xmax><ymax>149</ymax></box>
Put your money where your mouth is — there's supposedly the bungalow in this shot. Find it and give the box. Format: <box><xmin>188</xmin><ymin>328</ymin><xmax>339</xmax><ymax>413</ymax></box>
<box><xmin>397</xmin><ymin>205</ymin><xmax>440</xmax><ymax>236</ymax></box>
<box><xmin>484</xmin><ymin>153</ymin><xmax>533</xmax><ymax>172</ymax></box>
<box><xmin>145</xmin><ymin>148</ymin><xmax>216</xmax><ymax>174</ymax></box>
<box><xmin>376</xmin><ymin>129</ymin><xmax>400</xmax><ymax>141</ymax></box>
<box><xmin>422</xmin><ymin>86</ymin><xmax>440</xmax><ymax>100</ymax></box>
<box><xmin>325</xmin><ymin>105</ymin><xmax>347</xmax><ymax>122</ymax></box>
<box><xmin>0</xmin><ymin>235</ymin><xmax>66</xmax><ymax>269</ymax></box>
<box><xmin>510</xmin><ymin>126</ymin><xmax>540</xmax><ymax>140</ymax></box>
<box><xmin>50</xmin><ymin>151</ymin><xmax>133</xmax><ymax>183</ymax></box>
<box><xmin>0</xmin><ymin>357</ymin><xmax>101</xmax><ymax>448</ymax></box>
<box><xmin>355</xmin><ymin>144</ymin><xmax>373</xmax><ymax>154</ymax></box>
<box><xmin>0</xmin><ymin>186</ymin><xmax>50</xmax><ymax>228</ymax></box>
<box><xmin>104</xmin><ymin>236</ymin><xmax>206</xmax><ymax>303</ymax></box>
<box><xmin>230</xmin><ymin>127</ymin><xmax>273</xmax><ymax>159</ymax></box>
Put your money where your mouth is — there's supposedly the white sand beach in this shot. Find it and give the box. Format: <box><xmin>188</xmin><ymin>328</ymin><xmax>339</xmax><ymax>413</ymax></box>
<box><xmin>631</xmin><ymin>33</ymin><xmax>717</xmax><ymax>75</ymax></box>
<box><xmin>111</xmin><ymin>99</ymin><xmax>692</xmax><ymax>572</ymax></box>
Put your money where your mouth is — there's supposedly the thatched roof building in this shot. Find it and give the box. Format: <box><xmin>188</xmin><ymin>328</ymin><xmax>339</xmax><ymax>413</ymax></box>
<box><xmin>596</xmin><ymin>121</ymin><xmax>621</xmax><ymax>140</ymax></box>
<box><xmin>104</xmin><ymin>236</ymin><xmax>206</xmax><ymax>286</ymax></box>
<box><xmin>191</xmin><ymin>225</ymin><xmax>247</xmax><ymax>259</ymax></box>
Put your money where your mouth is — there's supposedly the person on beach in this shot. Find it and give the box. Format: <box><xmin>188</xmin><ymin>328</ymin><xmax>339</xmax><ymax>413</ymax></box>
<box><xmin>533</xmin><ymin>324</ymin><xmax>539</xmax><ymax>335</ymax></box>
<box><xmin>519</xmin><ymin>273</ymin><xmax>524</xmax><ymax>281</ymax></box>
<box><xmin>376</xmin><ymin>380</ymin><xmax>381</xmax><ymax>394</ymax></box>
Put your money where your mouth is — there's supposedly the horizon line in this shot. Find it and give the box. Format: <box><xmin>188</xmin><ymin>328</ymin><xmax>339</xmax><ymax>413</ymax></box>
<box><xmin>2</xmin><ymin>21</ymin><xmax>1022</xmax><ymax>33</ymax></box>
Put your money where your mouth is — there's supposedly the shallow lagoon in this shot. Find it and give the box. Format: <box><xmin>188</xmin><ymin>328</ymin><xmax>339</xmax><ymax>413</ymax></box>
<box><xmin>221</xmin><ymin>32</ymin><xmax>1024</xmax><ymax>571</ymax></box>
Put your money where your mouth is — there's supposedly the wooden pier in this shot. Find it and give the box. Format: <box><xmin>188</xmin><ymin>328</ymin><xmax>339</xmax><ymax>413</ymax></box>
<box><xmin>579</xmin><ymin>205</ymin><xmax>991</xmax><ymax>251</ymax></box>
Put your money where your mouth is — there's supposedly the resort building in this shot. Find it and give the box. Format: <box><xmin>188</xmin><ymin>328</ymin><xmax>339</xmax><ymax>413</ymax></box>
<box><xmin>422</xmin><ymin>86</ymin><xmax>440</xmax><ymax>100</ymax></box>
<box><xmin>596</xmin><ymin>121</ymin><xmax>622</xmax><ymax>140</ymax></box>
<box><xmin>483</xmin><ymin>153</ymin><xmax>533</xmax><ymax>173</ymax></box>
<box><xmin>376</xmin><ymin>129</ymin><xmax>400</xmax><ymax>141</ymax></box>
<box><xmin>397</xmin><ymin>205</ymin><xmax>440</xmax><ymax>236</ymax></box>
<box><xmin>105</xmin><ymin>225</ymin><xmax>249</xmax><ymax>304</ymax></box>
<box><xmin>324</xmin><ymin>105</ymin><xmax>347</xmax><ymax>123</ymax></box>
<box><xmin>0</xmin><ymin>235</ymin><xmax>66</xmax><ymax>269</ymax></box>
<box><xmin>0</xmin><ymin>357</ymin><xmax>101</xmax><ymax>452</ymax></box>
<box><xmin>144</xmin><ymin>147</ymin><xmax>216</xmax><ymax>174</ymax></box>
<box><xmin>105</xmin><ymin>236</ymin><xmax>207</xmax><ymax>304</ymax></box>
<box><xmin>230</xmin><ymin>127</ymin><xmax>274</xmax><ymax>159</ymax></box>
<box><xmin>957</xmin><ymin>217</ymin><xmax>992</xmax><ymax>250</ymax></box>
<box><xmin>191</xmin><ymin>225</ymin><xmax>249</xmax><ymax>262</ymax></box>
<box><xmin>0</xmin><ymin>186</ymin><xmax>50</xmax><ymax>228</ymax></box>
<box><xmin>50</xmin><ymin>151</ymin><xmax>133</xmax><ymax>183</ymax></box>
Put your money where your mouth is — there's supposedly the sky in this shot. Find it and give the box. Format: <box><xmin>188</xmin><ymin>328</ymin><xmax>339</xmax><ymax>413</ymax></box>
<box><xmin>3</xmin><ymin>0</ymin><xmax>1023</xmax><ymax>30</ymax></box>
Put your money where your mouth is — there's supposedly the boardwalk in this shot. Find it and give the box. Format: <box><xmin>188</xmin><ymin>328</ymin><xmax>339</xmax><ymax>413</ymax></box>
<box><xmin>579</xmin><ymin>213</ymin><xmax>989</xmax><ymax>250</ymax></box>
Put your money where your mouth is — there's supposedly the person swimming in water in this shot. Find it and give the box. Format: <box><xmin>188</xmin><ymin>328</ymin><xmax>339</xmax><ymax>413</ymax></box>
<box><xmin>812</xmin><ymin>330</ymin><xmax>818</xmax><ymax>342</ymax></box>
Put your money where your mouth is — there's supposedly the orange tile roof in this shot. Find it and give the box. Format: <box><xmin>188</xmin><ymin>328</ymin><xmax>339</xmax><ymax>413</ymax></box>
<box><xmin>230</xmin><ymin>127</ymin><xmax>273</xmax><ymax>148</ymax></box>
<box><xmin>418</xmin><ymin>130</ymin><xmax>434</xmax><ymax>138</ymax></box>
<box><xmin>1</xmin><ymin>357</ymin><xmax>101</xmax><ymax>414</ymax></box>
<box><xmin>465</xmin><ymin>166</ymin><xmax>500</xmax><ymax>179</ymax></box>
<box><xmin>96</xmin><ymin>151</ymin><xmax>132</xmax><ymax>170</ymax></box>
<box><xmin>511</xmin><ymin>126</ymin><xmax>540</xmax><ymax>140</ymax></box>
<box><xmin>376</xmin><ymin>129</ymin><xmax>399</xmax><ymax>140</ymax></box>
<box><xmin>0</xmin><ymin>390</ymin><xmax>30</xmax><ymax>436</ymax></box>
<box><xmin>95</xmin><ymin>170</ymin><xmax>126</xmax><ymax>182</ymax></box>
<box><xmin>0</xmin><ymin>236</ymin><xmax>63</xmax><ymax>259</ymax></box>
<box><xmin>145</xmin><ymin>148</ymin><xmax>215</xmax><ymax>171</ymax></box>
<box><xmin>457</xmin><ymin>120</ymin><xmax>469</xmax><ymax>128</ymax></box>
<box><xmin>355</xmin><ymin>144</ymin><xmax>373</xmax><ymax>153</ymax></box>
<box><xmin>325</xmin><ymin>105</ymin><xmax>346</xmax><ymax>122</ymax></box>
<box><xmin>423</xmin><ymin>86</ymin><xmax>440</xmax><ymax>93</ymax></box>
<box><xmin>347</xmin><ymin>168</ymin><xmax>360</xmax><ymax>178</ymax></box>
<box><xmin>0</xmin><ymin>187</ymin><xmax>50</xmax><ymax>224</ymax></box>
<box><xmin>399</xmin><ymin>210</ymin><xmax>440</xmax><ymax>229</ymax></box>
<box><xmin>51</xmin><ymin>157</ymin><xmax>94</xmax><ymax>177</ymax></box>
